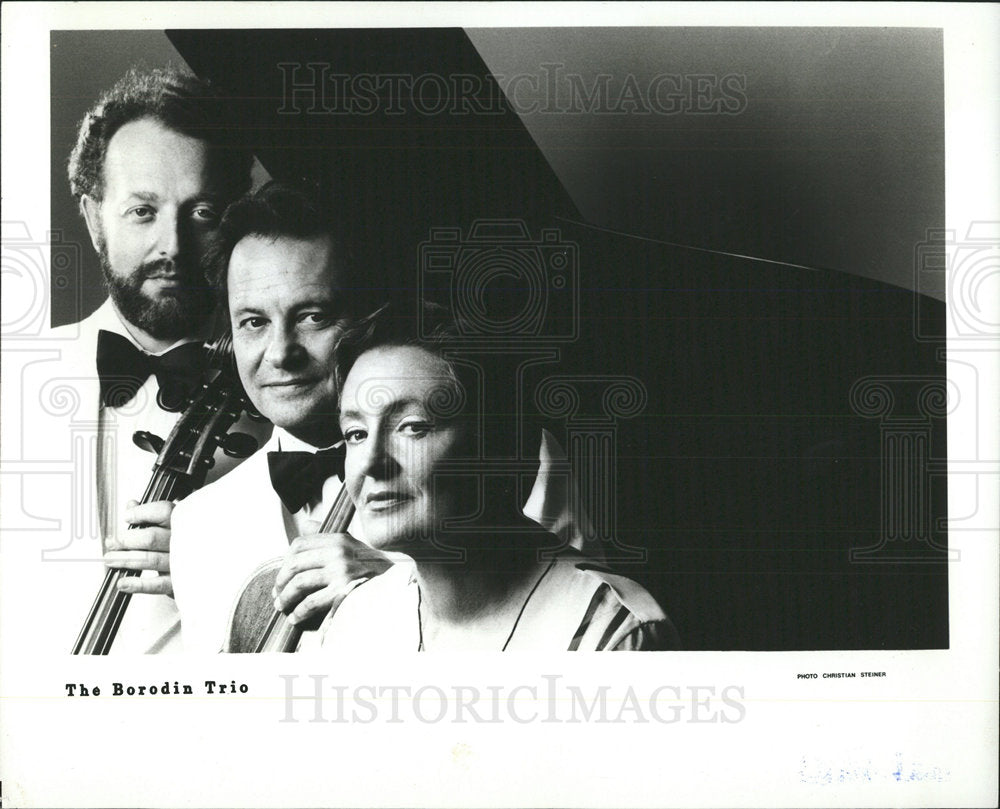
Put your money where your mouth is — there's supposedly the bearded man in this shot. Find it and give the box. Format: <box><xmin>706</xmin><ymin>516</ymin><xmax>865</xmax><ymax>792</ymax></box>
<box><xmin>39</xmin><ymin>67</ymin><xmax>270</xmax><ymax>653</ymax></box>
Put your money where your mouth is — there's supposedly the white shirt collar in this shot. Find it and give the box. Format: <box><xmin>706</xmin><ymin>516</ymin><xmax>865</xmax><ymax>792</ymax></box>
<box><xmin>273</xmin><ymin>426</ymin><xmax>342</xmax><ymax>454</ymax></box>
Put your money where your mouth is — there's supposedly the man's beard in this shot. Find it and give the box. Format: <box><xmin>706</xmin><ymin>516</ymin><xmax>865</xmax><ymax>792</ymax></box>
<box><xmin>98</xmin><ymin>242</ymin><xmax>216</xmax><ymax>342</ymax></box>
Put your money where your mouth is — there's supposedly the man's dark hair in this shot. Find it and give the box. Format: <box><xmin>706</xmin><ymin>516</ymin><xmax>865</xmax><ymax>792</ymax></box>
<box><xmin>209</xmin><ymin>180</ymin><xmax>361</xmax><ymax>311</ymax></box>
<box><xmin>68</xmin><ymin>65</ymin><xmax>253</xmax><ymax>203</ymax></box>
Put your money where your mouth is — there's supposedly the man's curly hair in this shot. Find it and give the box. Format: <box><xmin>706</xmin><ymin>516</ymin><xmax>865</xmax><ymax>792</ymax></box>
<box><xmin>67</xmin><ymin>65</ymin><xmax>253</xmax><ymax>203</ymax></box>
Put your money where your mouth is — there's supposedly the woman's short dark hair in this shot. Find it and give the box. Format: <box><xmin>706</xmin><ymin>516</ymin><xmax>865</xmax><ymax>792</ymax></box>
<box><xmin>334</xmin><ymin>300</ymin><xmax>476</xmax><ymax>423</ymax></box>
<box><xmin>68</xmin><ymin>65</ymin><xmax>253</xmax><ymax>203</ymax></box>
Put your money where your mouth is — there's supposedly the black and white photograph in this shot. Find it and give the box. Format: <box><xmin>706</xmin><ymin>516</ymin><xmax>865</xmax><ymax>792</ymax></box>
<box><xmin>1</xmin><ymin>3</ymin><xmax>997</xmax><ymax>807</ymax></box>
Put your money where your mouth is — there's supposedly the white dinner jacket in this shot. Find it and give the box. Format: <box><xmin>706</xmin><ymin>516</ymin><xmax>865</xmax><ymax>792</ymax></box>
<box><xmin>171</xmin><ymin>432</ymin><xmax>302</xmax><ymax>653</ymax></box>
<box><xmin>5</xmin><ymin>300</ymin><xmax>271</xmax><ymax>654</ymax></box>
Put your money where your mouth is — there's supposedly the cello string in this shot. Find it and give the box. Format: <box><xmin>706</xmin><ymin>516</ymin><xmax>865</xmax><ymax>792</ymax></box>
<box><xmin>77</xmin><ymin>372</ymin><xmax>244</xmax><ymax>653</ymax></box>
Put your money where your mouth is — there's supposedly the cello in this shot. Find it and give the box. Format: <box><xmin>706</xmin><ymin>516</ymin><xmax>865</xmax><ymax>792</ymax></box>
<box><xmin>225</xmin><ymin>467</ymin><xmax>356</xmax><ymax>653</ymax></box>
<box><xmin>72</xmin><ymin>333</ymin><xmax>260</xmax><ymax>654</ymax></box>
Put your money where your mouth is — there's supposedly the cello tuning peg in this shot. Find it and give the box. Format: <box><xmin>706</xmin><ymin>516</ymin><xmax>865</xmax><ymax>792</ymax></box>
<box><xmin>220</xmin><ymin>432</ymin><xmax>259</xmax><ymax>458</ymax></box>
<box><xmin>156</xmin><ymin>384</ymin><xmax>191</xmax><ymax>413</ymax></box>
<box><xmin>133</xmin><ymin>431</ymin><xmax>165</xmax><ymax>455</ymax></box>
<box><xmin>245</xmin><ymin>405</ymin><xmax>270</xmax><ymax>423</ymax></box>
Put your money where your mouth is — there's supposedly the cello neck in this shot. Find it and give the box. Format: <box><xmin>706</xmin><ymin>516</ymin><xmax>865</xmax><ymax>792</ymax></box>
<box><xmin>72</xmin><ymin>336</ymin><xmax>254</xmax><ymax>655</ymax></box>
<box><xmin>253</xmin><ymin>483</ymin><xmax>356</xmax><ymax>653</ymax></box>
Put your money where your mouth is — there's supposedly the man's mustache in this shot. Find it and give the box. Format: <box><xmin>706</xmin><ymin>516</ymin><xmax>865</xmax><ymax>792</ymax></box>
<box><xmin>139</xmin><ymin>258</ymin><xmax>205</xmax><ymax>283</ymax></box>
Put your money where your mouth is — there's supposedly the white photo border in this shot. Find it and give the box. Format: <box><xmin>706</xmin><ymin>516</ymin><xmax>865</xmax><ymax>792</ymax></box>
<box><xmin>1</xmin><ymin>3</ymin><xmax>997</xmax><ymax>808</ymax></box>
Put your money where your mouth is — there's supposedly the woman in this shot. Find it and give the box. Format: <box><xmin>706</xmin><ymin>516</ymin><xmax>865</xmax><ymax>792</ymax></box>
<box><xmin>319</xmin><ymin>302</ymin><xmax>679</xmax><ymax>652</ymax></box>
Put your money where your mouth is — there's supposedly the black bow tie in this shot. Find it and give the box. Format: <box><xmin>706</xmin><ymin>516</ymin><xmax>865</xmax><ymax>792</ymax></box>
<box><xmin>267</xmin><ymin>447</ymin><xmax>346</xmax><ymax>513</ymax></box>
<box><xmin>96</xmin><ymin>330</ymin><xmax>207</xmax><ymax>409</ymax></box>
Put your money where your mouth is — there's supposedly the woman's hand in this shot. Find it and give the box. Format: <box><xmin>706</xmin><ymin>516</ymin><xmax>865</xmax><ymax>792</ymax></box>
<box><xmin>272</xmin><ymin>521</ymin><xmax>393</xmax><ymax>625</ymax></box>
